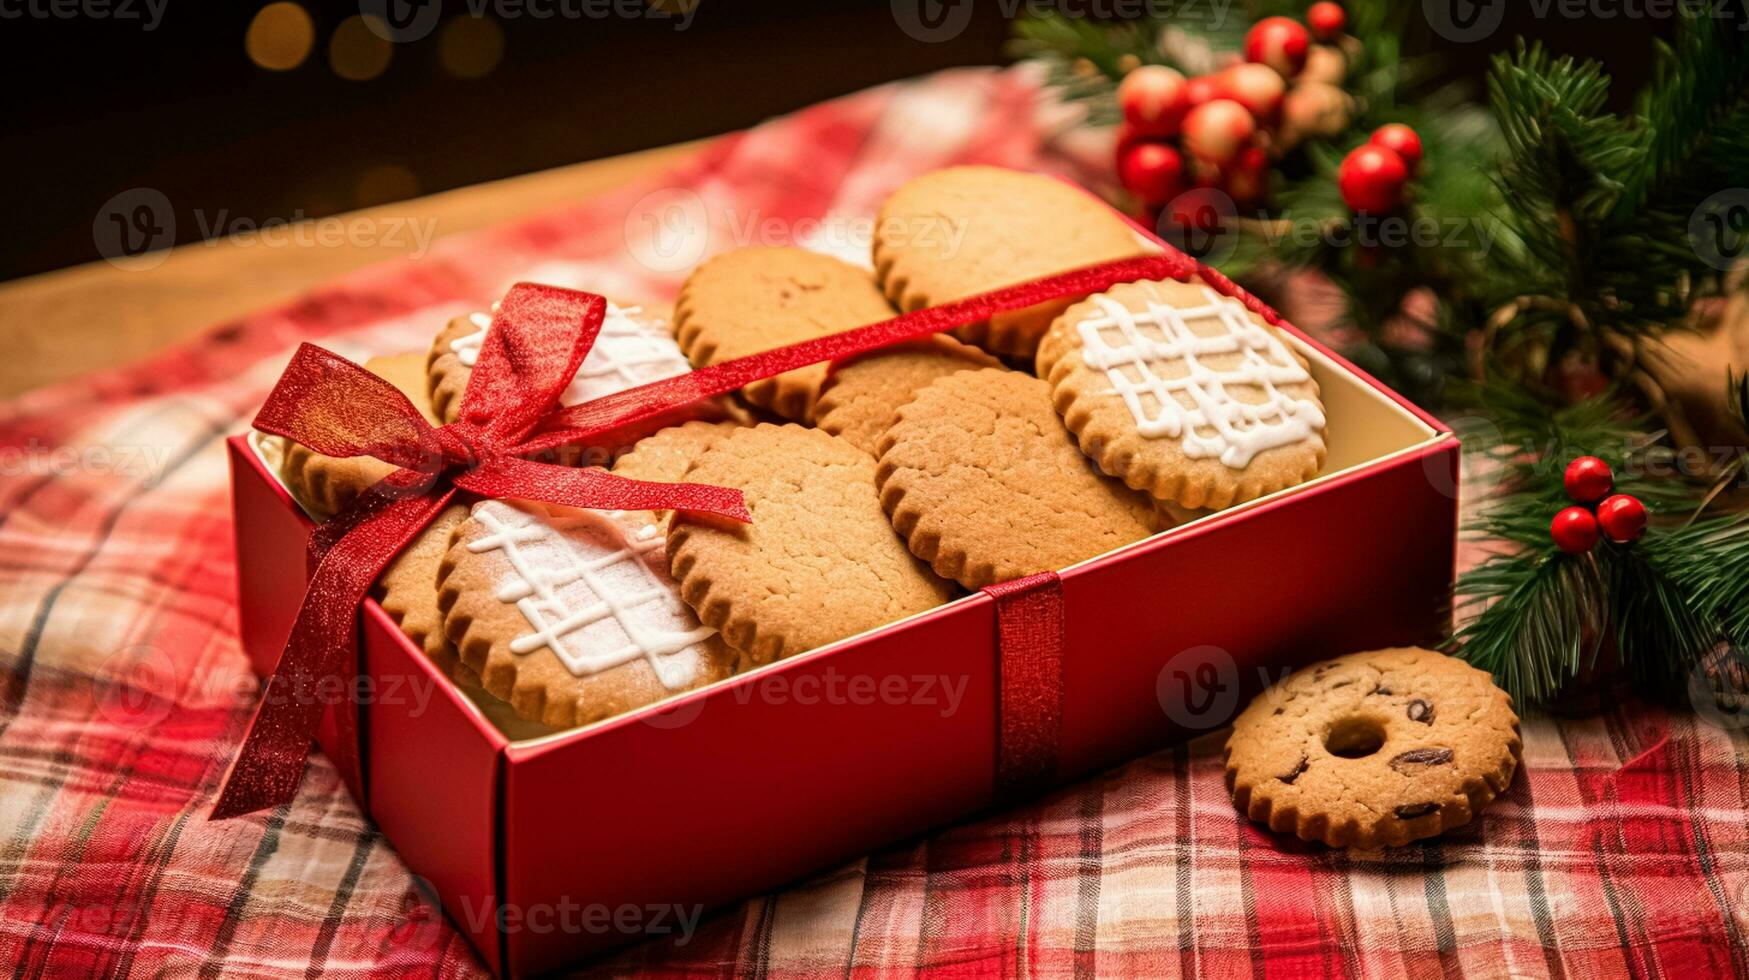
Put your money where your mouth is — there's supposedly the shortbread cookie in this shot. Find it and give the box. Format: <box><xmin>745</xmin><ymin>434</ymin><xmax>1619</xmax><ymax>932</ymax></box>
<box><xmin>874</xmin><ymin>369</ymin><xmax>1162</xmax><ymax>589</ymax></box>
<box><xmin>872</xmin><ymin>166</ymin><xmax>1150</xmax><ymax>358</ymax></box>
<box><xmin>438</xmin><ymin>499</ymin><xmax>742</xmax><ymax>729</ymax></box>
<box><xmin>1037</xmin><ymin>278</ymin><xmax>1328</xmax><ymax>511</ymax></box>
<box><xmin>1225</xmin><ymin>648</ymin><xmax>1521</xmax><ymax>849</ymax></box>
<box><xmin>609</xmin><ymin>420</ymin><xmax>745</xmax><ymax>528</ymax></box>
<box><xmin>667</xmin><ymin>424</ymin><xmax>956</xmax><ymax>663</ymax></box>
<box><xmin>674</xmin><ymin>247</ymin><xmax>898</xmax><ymax>421</ymax></box>
<box><xmin>426</xmin><ymin>299</ymin><xmax>691</xmax><ymax>425</ymax></box>
<box><xmin>273</xmin><ymin>351</ymin><xmax>438</xmax><ymax>520</ymax></box>
<box><xmin>378</xmin><ymin>505</ymin><xmax>473</xmax><ymax>662</ymax></box>
<box><xmin>813</xmin><ymin>336</ymin><xmax>1002</xmax><ymax>455</ymax></box>
<box><xmin>377</xmin><ymin>507</ymin><xmax>559</xmax><ymax>741</ymax></box>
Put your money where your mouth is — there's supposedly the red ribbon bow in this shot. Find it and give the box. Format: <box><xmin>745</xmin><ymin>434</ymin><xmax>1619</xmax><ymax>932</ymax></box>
<box><xmin>212</xmin><ymin>252</ymin><xmax>1194</xmax><ymax>820</ymax></box>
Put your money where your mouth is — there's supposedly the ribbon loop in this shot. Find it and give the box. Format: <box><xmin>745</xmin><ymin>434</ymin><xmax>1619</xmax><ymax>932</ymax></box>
<box><xmin>255</xmin><ymin>344</ymin><xmax>443</xmax><ymax>470</ymax></box>
<box><xmin>458</xmin><ymin>284</ymin><xmax>605</xmax><ymax>441</ymax></box>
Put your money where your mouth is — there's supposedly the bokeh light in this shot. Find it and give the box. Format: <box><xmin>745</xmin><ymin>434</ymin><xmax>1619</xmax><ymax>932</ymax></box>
<box><xmin>244</xmin><ymin>3</ymin><xmax>315</xmax><ymax>72</ymax></box>
<box><xmin>438</xmin><ymin>16</ymin><xmax>505</xmax><ymax>80</ymax></box>
<box><xmin>353</xmin><ymin>163</ymin><xmax>421</xmax><ymax>208</ymax></box>
<box><xmin>330</xmin><ymin>15</ymin><xmax>394</xmax><ymax>82</ymax></box>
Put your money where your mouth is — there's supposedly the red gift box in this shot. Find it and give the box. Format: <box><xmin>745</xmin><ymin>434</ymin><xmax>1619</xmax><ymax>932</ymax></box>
<box><xmin>227</xmin><ymin>217</ymin><xmax>1458</xmax><ymax>975</ymax></box>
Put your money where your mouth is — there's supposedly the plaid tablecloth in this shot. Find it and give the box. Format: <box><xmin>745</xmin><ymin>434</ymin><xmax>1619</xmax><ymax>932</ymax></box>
<box><xmin>2</xmin><ymin>66</ymin><xmax>1746</xmax><ymax>979</ymax></box>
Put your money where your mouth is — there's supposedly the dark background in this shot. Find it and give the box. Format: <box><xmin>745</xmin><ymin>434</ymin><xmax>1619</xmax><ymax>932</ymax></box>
<box><xmin>4</xmin><ymin>0</ymin><xmax>1666</xmax><ymax>282</ymax></box>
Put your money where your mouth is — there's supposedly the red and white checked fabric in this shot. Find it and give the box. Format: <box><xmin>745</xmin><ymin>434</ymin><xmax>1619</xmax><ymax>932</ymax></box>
<box><xmin>1</xmin><ymin>66</ymin><xmax>1746</xmax><ymax>978</ymax></box>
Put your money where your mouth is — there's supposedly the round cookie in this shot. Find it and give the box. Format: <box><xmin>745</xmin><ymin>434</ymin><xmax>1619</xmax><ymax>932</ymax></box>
<box><xmin>813</xmin><ymin>335</ymin><xmax>1002</xmax><ymax>455</ymax></box>
<box><xmin>872</xmin><ymin>166</ymin><xmax>1150</xmax><ymax>359</ymax></box>
<box><xmin>438</xmin><ymin>498</ymin><xmax>743</xmax><ymax>730</ymax></box>
<box><xmin>674</xmin><ymin>247</ymin><xmax>898</xmax><ymax>422</ymax></box>
<box><xmin>874</xmin><ymin>369</ymin><xmax>1163</xmax><ymax>590</ymax></box>
<box><xmin>1037</xmin><ymin>277</ymin><xmax>1328</xmax><ymax>511</ymax></box>
<box><xmin>666</xmin><ymin>424</ymin><xmax>957</xmax><ymax>663</ymax></box>
<box><xmin>272</xmin><ymin>350</ymin><xmax>439</xmax><ymax>520</ymax></box>
<box><xmin>426</xmin><ymin>299</ymin><xmax>692</xmax><ymax>425</ymax></box>
<box><xmin>378</xmin><ymin>505</ymin><xmax>556</xmax><ymax>741</ymax></box>
<box><xmin>1224</xmin><ymin>648</ymin><xmax>1521</xmax><ymax>849</ymax></box>
<box><xmin>608</xmin><ymin>420</ymin><xmax>746</xmax><ymax>528</ymax></box>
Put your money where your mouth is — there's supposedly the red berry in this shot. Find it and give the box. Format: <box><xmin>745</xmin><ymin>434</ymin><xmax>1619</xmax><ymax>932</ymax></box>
<box><xmin>1306</xmin><ymin>2</ymin><xmax>1346</xmax><ymax>41</ymax></box>
<box><xmin>1118</xmin><ymin>65</ymin><xmax>1191</xmax><ymax>137</ymax></box>
<box><xmin>1337</xmin><ymin>144</ymin><xmax>1410</xmax><ymax>214</ymax></box>
<box><xmin>1182</xmin><ymin>98</ymin><xmax>1256</xmax><ymax>165</ymax></box>
<box><xmin>1184</xmin><ymin>74</ymin><xmax>1222</xmax><ymax>108</ymax></box>
<box><xmin>1219</xmin><ymin>63</ymin><xmax>1286</xmax><ymax>124</ymax></box>
<box><xmin>1118</xmin><ymin>141</ymin><xmax>1186</xmax><ymax>206</ymax></box>
<box><xmin>1166</xmin><ymin>186</ymin><xmax>1228</xmax><ymax>228</ymax></box>
<box><xmin>1369</xmin><ymin>123</ymin><xmax>1424</xmax><ymax>174</ymax></box>
<box><xmin>1562</xmin><ymin>456</ymin><xmax>1614</xmax><ymax>504</ymax></box>
<box><xmin>1244</xmin><ymin>16</ymin><xmax>1311</xmax><ymax>78</ymax></box>
<box><xmin>1596</xmin><ymin>494</ymin><xmax>1648</xmax><ymax>543</ymax></box>
<box><xmin>1225</xmin><ymin>145</ymin><xmax>1270</xmax><ymax>205</ymax></box>
<box><xmin>1115</xmin><ymin>121</ymin><xmax>1147</xmax><ymax>158</ymax></box>
<box><xmin>1551</xmin><ymin>506</ymin><xmax>1601</xmax><ymax>555</ymax></box>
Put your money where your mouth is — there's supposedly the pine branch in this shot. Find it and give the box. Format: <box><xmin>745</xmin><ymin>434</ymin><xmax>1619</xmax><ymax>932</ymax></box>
<box><xmin>1651</xmin><ymin>512</ymin><xmax>1749</xmax><ymax>648</ymax></box>
<box><xmin>1450</xmin><ymin>386</ymin><xmax>1715</xmax><ymax>706</ymax></box>
<box><xmin>1601</xmin><ymin>539</ymin><xmax>1714</xmax><ymax>697</ymax></box>
<box><xmin>1451</xmin><ymin>382</ymin><xmax>1698</xmax><ymax>512</ymax></box>
<box><xmin>1609</xmin><ymin>15</ymin><xmax>1749</xmax><ymax>224</ymax></box>
<box><xmin>1452</xmin><ymin>548</ymin><xmax>1605</xmax><ymax>707</ymax></box>
<box><xmin>1484</xmin><ymin>41</ymin><xmax>1637</xmax><ymax>307</ymax></box>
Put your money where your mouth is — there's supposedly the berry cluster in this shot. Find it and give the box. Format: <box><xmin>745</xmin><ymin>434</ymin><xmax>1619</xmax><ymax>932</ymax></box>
<box><xmin>1114</xmin><ymin>4</ymin><xmax>1351</xmax><ymax>211</ymax></box>
<box><xmin>1550</xmin><ymin>456</ymin><xmax>1649</xmax><ymax>555</ymax></box>
<box><xmin>1337</xmin><ymin>124</ymin><xmax>1421</xmax><ymax>214</ymax></box>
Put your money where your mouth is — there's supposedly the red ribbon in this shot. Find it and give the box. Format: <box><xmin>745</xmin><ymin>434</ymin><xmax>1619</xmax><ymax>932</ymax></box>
<box><xmin>212</xmin><ymin>252</ymin><xmax>1195</xmax><ymax>820</ymax></box>
<box><xmin>983</xmin><ymin>572</ymin><xmax>1066</xmax><ymax>795</ymax></box>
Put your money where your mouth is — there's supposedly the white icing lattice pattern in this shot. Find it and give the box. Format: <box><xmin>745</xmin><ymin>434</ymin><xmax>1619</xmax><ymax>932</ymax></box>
<box><xmin>466</xmin><ymin>500</ymin><xmax>716</xmax><ymax>689</ymax></box>
<box><xmin>451</xmin><ymin>302</ymin><xmax>692</xmax><ymax>405</ymax></box>
<box><xmin>1077</xmin><ymin>286</ymin><xmax>1326</xmax><ymax>469</ymax></box>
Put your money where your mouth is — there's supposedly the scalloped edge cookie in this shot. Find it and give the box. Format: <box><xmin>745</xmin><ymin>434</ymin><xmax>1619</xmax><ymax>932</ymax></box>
<box><xmin>1224</xmin><ymin>648</ymin><xmax>1521</xmax><ymax>849</ymax></box>
<box><xmin>437</xmin><ymin>498</ymin><xmax>742</xmax><ymax>730</ymax></box>
<box><xmin>813</xmin><ymin>335</ymin><xmax>1002</xmax><ymax>455</ymax></box>
<box><xmin>667</xmin><ymin>424</ymin><xmax>957</xmax><ymax>663</ymax></box>
<box><xmin>873</xmin><ymin>368</ymin><xmax>1164</xmax><ymax>590</ymax></box>
<box><xmin>674</xmin><ymin>247</ymin><xmax>898</xmax><ymax>422</ymax></box>
<box><xmin>872</xmin><ymin>166</ymin><xmax>1151</xmax><ymax>359</ymax></box>
<box><xmin>1036</xmin><ymin>277</ymin><xmax>1328</xmax><ymax>511</ymax></box>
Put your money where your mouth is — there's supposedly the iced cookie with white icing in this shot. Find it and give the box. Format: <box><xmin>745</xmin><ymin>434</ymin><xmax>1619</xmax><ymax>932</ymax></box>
<box><xmin>1036</xmin><ymin>277</ymin><xmax>1327</xmax><ymax>510</ymax></box>
<box><xmin>425</xmin><ymin>299</ymin><xmax>697</xmax><ymax>426</ymax></box>
<box><xmin>436</xmin><ymin>497</ymin><xmax>744</xmax><ymax>729</ymax></box>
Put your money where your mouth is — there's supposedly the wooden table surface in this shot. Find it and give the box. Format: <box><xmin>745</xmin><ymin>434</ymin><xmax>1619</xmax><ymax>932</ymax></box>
<box><xmin>0</xmin><ymin>140</ymin><xmax>707</xmax><ymax>400</ymax></box>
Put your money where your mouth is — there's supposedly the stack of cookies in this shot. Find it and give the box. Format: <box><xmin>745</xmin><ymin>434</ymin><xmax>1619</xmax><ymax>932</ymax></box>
<box><xmin>264</xmin><ymin>165</ymin><xmax>1333</xmax><ymax>734</ymax></box>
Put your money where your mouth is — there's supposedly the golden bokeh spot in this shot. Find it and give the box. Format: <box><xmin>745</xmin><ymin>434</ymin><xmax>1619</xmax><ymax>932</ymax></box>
<box><xmin>354</xmin><ymin>164</ymin><xmax>421</xmax><ymax>208</ymax></box>
<box><xmin>245</xmin><ymin>3</ymin><xmax>314</xmax><ymax>72</ymax></box>
<box><xmin>438</xmin><ymin>16</ymin><xmax>505</xmax><ymax>80</ymax></box>
<box><xmin>330</xmin><ymin>15</ymin><xmax>394</xmax><ymax>82</ymax></box>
